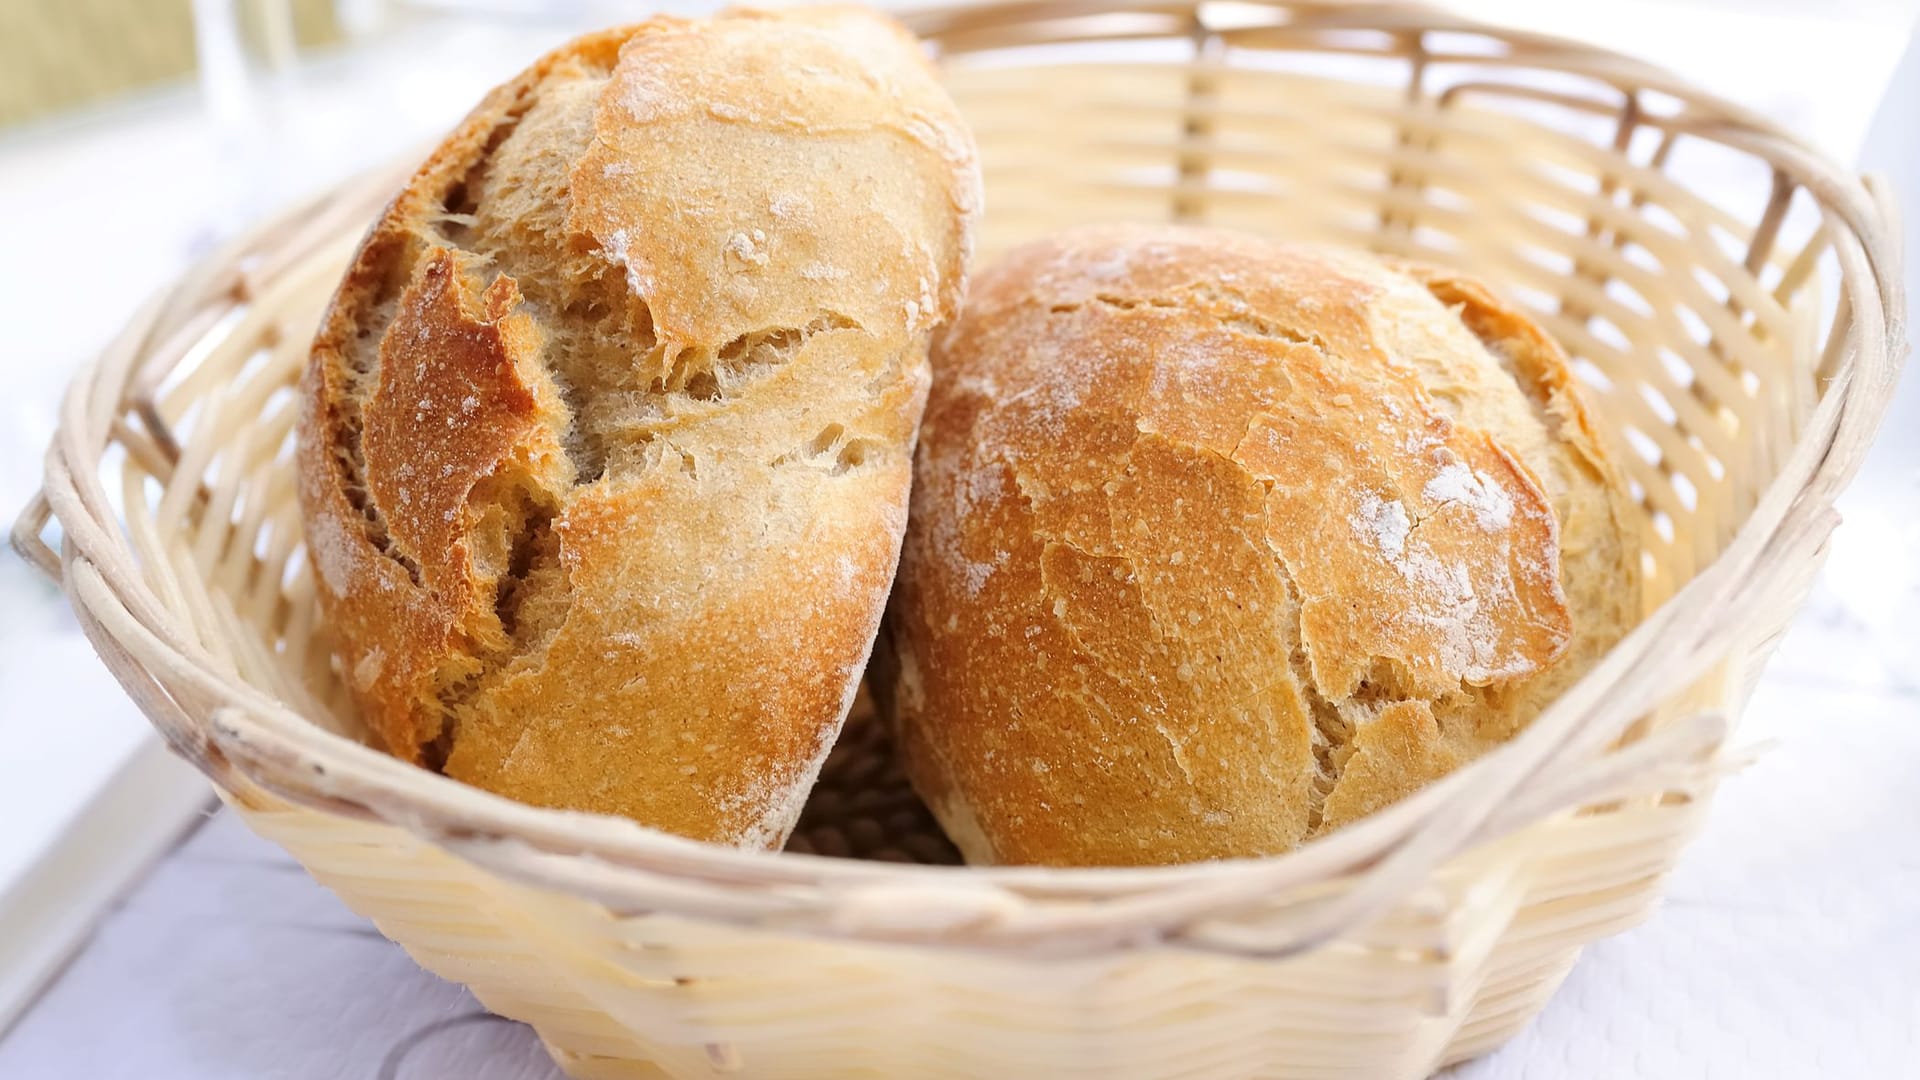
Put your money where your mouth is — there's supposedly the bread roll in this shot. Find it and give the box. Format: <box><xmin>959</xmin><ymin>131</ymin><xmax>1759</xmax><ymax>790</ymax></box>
<box><xmin>879</xmin><ymin>224</ymin><xmax>1639</xmax><ymax>866</ymax></box>
<box><xmin>296</xmin><ymin>7</ymin><xmax>979</xmax><ymax>847</ymax></box>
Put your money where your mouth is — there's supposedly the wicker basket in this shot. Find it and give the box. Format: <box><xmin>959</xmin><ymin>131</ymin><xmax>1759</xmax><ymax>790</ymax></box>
<box><xmin>12</xmin><ymin>2</ymin><xmax>1906</xmax><ymax>1077</ymax></box>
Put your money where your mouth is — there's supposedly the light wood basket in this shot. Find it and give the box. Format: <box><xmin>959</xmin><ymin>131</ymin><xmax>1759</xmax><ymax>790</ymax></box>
<box><xmin>13</xmin><ymin>3</ymin><xmax>1907</xmax><ymax>1077</ymax></box>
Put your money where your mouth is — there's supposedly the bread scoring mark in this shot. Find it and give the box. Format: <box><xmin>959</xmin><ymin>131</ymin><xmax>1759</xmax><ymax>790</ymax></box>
<box><xmin>1047</xmin><ymin>285</ymin><xmax>1339</xmax><ymax>353</ymax></box>
<box><xmin>703</xmin><ymin>312</ymin><xmax>860</xmax><ymax>397</ymax></box>
<box><xmin>1291</xmin><ymin>632</ymin><xmax>1353</xmax><ymax>835</ymax></box>
<box><xmin>321</xmin><ymin>94</ymin><xmax>541</xmax><ymax>593</ymax></box>
<box><xmin>771</xmin><ymin>421</ymin><xmax>885</xmax><ymax>477</ymax></box>
<box><xmin>326</xmin><ymin>232</ymin><xmax>424</xmax><ymax>589</ymax></box>
<box><xmin>492</xmin><ymin>507</ymin><xmax>559</xmax><ymax>648</ymax></box>
<box><xmin>363</xmin><ymin>254</ymin><xmax>572</xmax><ymax>764</ymax></box>
<box><xmin>1046</xmin><ymin>293</ymin><xmax>1182</xmax><ymax>317</ymax></box>
<box><xmin>459</xmin><ymin>454</ymin><xmax>571</xmax><ymax>700</ymax></box>
<box><xmin>434</xmin><ymin>104</ymin><xmax>528</xmax><ymax>246</ymax></box>
<box><xmin>445</xmin><ymin>74</ymin><xmax>651</xmax><ymax>487</ymax></box>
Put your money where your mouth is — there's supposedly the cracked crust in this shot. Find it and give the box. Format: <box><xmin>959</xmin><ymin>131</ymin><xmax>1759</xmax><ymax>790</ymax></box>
<box><xmin>878</xmin><ymin>224</ymin><xmax>1639</xmax><ymax>866</ymax></box>
<box><xmin>296</xmin><ymin>7</ymin><xmax>979</xmax><ymax>847</ymax></box>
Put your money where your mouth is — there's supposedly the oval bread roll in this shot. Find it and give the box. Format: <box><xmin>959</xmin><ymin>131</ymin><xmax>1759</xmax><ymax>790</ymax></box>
<box><xmin>297</xmin><ymin>7</ymin><xmax>979</xmax><ymax>847</ymax></box>
<box><xmin>880</xmin><ymin>224</ymin><xmax>1639</xmax><ymax>866</ymax></box>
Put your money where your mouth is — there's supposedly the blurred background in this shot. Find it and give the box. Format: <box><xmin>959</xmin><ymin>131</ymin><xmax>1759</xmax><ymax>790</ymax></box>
<box><xmin>0</xmin><ymin>1</ymin><xmax>1915</xmax><ymax>1077</ymax></box>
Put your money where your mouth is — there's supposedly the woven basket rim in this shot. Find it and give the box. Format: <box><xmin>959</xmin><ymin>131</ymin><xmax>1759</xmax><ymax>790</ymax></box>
<box><xmin>14</xmin><ymin>0</ymin><xmax>1908</xmax><ymax>954</ymax></box>
<box><xmin>905</xmin><ymin>0</ymin><xmax>1830</xmax><ymax>151</ymax></box>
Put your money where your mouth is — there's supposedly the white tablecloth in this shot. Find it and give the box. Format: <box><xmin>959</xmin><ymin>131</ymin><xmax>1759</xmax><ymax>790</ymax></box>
<box><xmin>2</xmin><ymin>3</ymin><xmax>1916</xmax><ymax>1076</ymax></box>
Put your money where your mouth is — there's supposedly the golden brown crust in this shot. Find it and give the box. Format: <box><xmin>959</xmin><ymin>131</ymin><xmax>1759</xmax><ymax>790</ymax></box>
<box><xmin>880</xmin><ymin>224</ymin><xmax>1639</xmax><ymax>866</ymax></box>
<box><xmin>296</xmin><ymin>7</ymin><xmax>978</xmax><ymax>847</ymax></box>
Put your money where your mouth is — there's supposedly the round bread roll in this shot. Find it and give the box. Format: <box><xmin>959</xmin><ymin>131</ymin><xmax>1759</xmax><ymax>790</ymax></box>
<box><xmin>296</xmin><ymin>7</ymin><xmax>979</xmax><ymax>847</ymax></box>
<box><xmin>880</xmin><ymin>224</ymin><xmax>1640</xmax><ymax>866</ymax></box>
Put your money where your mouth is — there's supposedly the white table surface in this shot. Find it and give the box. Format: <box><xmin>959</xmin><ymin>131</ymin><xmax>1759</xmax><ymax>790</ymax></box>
<box><xmin>1</xmin><ymin>3</ymin><xmax>1916</xmax><ymax>1078</ymax></box>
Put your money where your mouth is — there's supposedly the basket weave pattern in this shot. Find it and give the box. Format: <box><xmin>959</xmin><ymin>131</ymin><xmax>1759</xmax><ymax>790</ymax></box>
<box><xmin>13</xmin><ymin>3</ymin><xmax>1904</xmax><ymax>1077</ymax></box>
